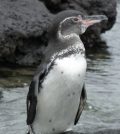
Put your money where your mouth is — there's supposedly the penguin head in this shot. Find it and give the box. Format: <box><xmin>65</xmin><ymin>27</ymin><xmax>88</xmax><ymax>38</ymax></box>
<box><xmin>49</xmin><ymin>10</ymin><xmax>107</xmax><ymax>39</ymax></box>
<box><xmin>58</xmin><ymin>13</ymin><xmax>108</xmax><ymax>37</ymax></box>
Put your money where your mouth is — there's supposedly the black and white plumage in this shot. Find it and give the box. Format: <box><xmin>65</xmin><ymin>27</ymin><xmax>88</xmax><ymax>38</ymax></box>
<box><xmin>26</xmin><ymin>10</ymin><xmax>107</xmax><ymax>134</ymax></box>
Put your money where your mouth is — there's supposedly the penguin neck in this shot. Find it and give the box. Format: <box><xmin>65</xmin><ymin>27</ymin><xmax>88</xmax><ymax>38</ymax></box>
<box><xmin>50</xmin><ymin>32</ymin><xmax>85</xmax><ymax>61</ymax></box>
<box><xmin>57</xmin><ymin>29</ymin><xmax>85</xmax><ymax>51</ymax></box>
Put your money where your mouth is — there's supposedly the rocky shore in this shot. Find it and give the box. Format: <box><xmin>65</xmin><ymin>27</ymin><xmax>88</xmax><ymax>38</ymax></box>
<box><xmin>0</xmin><ymin>0</ymin><xmax>117</xmax><ymax>66</ymax></box>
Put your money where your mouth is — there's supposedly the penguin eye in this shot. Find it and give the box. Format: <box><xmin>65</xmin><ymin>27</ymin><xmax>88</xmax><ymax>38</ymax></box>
<box><xmin>72</xmin><ymin>17</ymin><xmax>79</xmax><ymax>23</ymax></box>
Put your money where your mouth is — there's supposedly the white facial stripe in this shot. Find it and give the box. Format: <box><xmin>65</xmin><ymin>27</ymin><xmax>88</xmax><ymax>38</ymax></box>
<box><xmin>59</xmin><ymin>16</ymin><xmax>77</xmax><ymax>27</ymax></box>
<box><xmin>58</xmin><ymin>31</ymin><xmax>79</xmax><ymax>40</ymax></box>
<box><xmin>58</xmin><ymin>16</ymin><xmax>81</xmax><ymax>40</ymax></box>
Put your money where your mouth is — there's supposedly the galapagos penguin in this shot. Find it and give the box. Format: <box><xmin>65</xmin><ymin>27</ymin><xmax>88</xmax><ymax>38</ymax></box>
<box><xmin>26</xmin><ymin>10</ymin><xmax>107</xmax><ymax>134</ymax></box>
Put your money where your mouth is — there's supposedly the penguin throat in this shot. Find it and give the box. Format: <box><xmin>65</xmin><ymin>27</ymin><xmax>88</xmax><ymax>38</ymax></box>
<box><xmin>57</xmin><ymin>27</ymin><xmax>85</xmax><ymax>56</ymax></box>
<box><xmin>51</xmin><ymin>44</ymin><xmax>85</xmax><ymax>61</ymax></box>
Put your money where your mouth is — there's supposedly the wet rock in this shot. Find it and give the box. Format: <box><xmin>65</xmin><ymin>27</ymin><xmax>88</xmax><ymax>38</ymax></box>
<box><xmin>0</xmin><ymin>0</ymin><xmax>117</xmax><ymax>66</ymax></box>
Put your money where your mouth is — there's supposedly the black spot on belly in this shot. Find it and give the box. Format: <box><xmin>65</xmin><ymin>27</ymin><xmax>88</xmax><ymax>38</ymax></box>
<box><xmin>72</xmin><ymin>92</ymin><xmax>75</xmax><ymax>95</ymax></box>
<box><xmin>61</xmin><ymin>71</ymin><xmax>64</xmax><ymax>74</ymax></box>
<box><xmin>78</xmin><ymin>74</ymin><xmax>80</xmax><ymax>77</ymax></box>
<box><xmin>49</xmin><ymin>119</ymin><xmax>52</xmax><ymax>123</ymax></box>
<box><xmin>52</xmin><ymin>128</ymin><xmax>55</xmax><ymax>132</ymax></box>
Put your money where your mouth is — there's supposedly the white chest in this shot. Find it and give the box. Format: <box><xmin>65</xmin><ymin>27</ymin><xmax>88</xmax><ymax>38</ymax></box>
<box><xmin>55</xmin><ymin>54</ymin><xmax>86</xmax><ymax>78</ymax></box>
<box><xmin>33</xmin><ymin>54</ymin><xmax>87</xmax><ymax>134</ymax></box>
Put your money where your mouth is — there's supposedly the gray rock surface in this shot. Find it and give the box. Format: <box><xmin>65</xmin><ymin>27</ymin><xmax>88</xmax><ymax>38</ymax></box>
<box><xmin>0</xmin><ymin>0</ymin><xmax>52</xmax><ymax>65</ymax></box>
<box><xmin>0</xmin><ymin>0</ymin><xmax>117</xmax><ymax>66</ymax></box>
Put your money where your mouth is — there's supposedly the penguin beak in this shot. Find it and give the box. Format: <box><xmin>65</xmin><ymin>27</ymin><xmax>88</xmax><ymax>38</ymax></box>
<box><xmin>78</xmin><ymin>15</ymin><xmax>108</xmax><ymax>33</ymax></box>
<box><xmin>80</xmin><ymin>15</ymin><xmax>108</xmax><ymax>28</ymax></box>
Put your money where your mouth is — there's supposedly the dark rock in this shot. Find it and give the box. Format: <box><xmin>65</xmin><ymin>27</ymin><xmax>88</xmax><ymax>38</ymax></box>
<box><xmin>0</xmin><ymin>0</ymin><xmax>117</xmax><ymax>66</ymax></box>
<box><xmin>0</xmin><ymin>0</ymin><xmax>53</xmax><ymax>66</ymax></box>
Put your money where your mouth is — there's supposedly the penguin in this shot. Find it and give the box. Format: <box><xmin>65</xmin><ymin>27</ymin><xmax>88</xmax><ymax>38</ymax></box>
<box><xmin>26</xmin><ymin>10</ymin><xmax>107</xmax><ymax>134</ymax></box>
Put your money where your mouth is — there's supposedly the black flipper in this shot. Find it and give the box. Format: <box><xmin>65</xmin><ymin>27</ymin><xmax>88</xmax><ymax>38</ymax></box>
<box><xmin>74</xmin><ymin>84</ymin><xmax>87</xmax><ymax>125</ymax></box>
<box><xmin>26</xmin><ymin>80</ymin><xmax>37</xmax><ymax>125</ymax></box>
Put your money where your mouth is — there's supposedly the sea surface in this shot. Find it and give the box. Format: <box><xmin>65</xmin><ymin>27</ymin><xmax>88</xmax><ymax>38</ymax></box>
<box><xmin>0</xmin><ymin>3</ymin><xmax>120</xmax><ymax>134</ymax></box>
